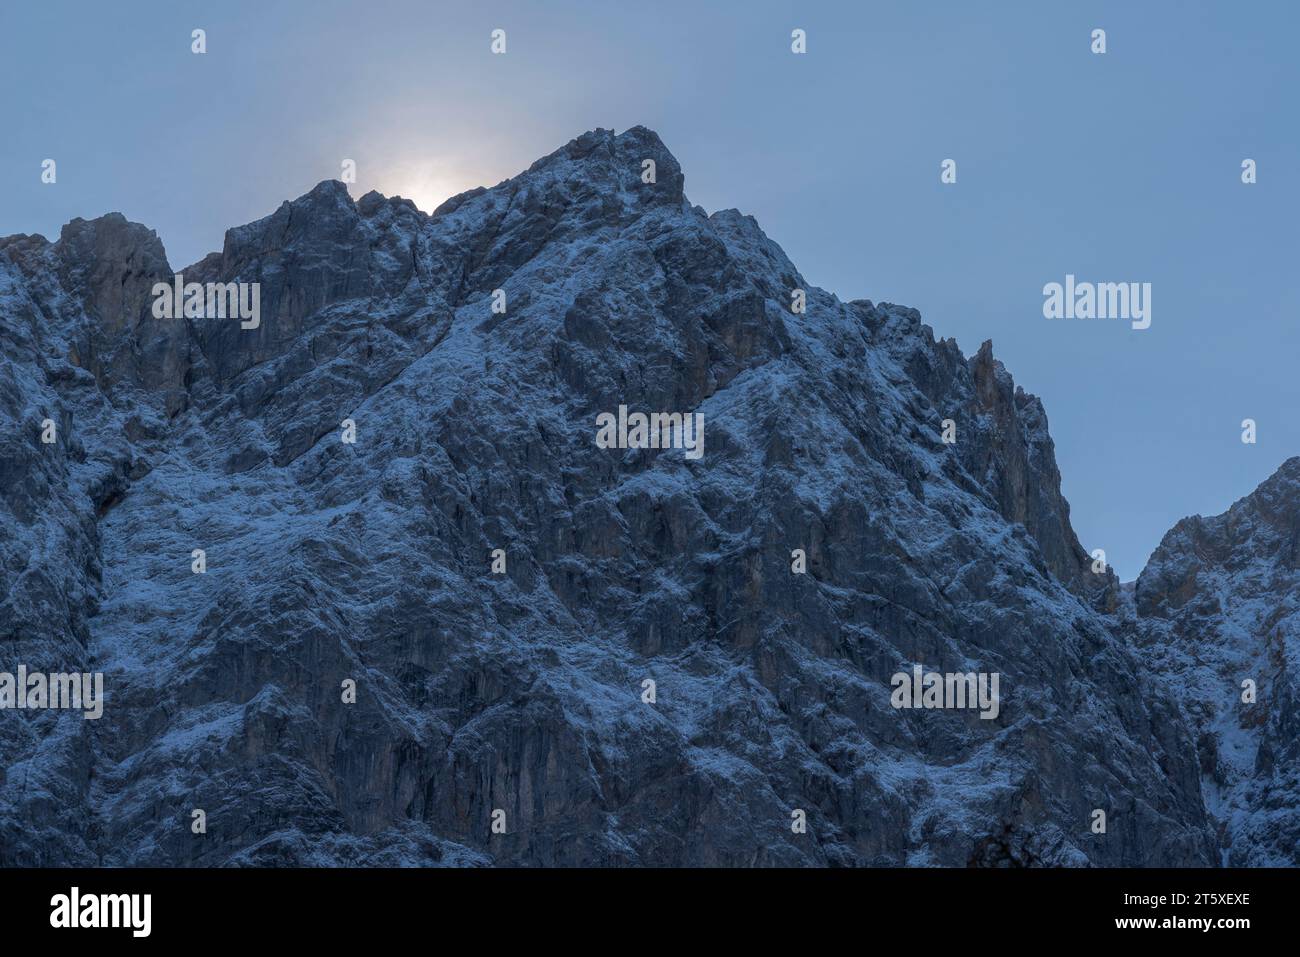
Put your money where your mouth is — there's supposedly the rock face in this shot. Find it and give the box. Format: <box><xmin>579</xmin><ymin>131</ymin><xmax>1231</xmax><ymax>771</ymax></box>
<box><xmin>0</xmin><ymin>125</ymin><xmax>1281</xmax><ymax>867</ymax></box>
<box><xmin>1128</xmin><ymin>457</ymin><xmax>1300</xmax><ymax>865</ymax></box>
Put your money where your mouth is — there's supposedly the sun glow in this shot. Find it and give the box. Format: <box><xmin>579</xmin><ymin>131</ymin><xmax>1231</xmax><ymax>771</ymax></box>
<box><xmin>375</xmin><ymin>164</ymin><xmax>474</xmax><ymax>215</ymax></box>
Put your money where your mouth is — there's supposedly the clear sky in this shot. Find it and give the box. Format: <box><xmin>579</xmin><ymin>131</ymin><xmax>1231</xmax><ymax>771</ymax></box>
<box><xmin>2</xmin><ymin>0</ymin><xmax>1296</xmax><ymax>579</ymax></box>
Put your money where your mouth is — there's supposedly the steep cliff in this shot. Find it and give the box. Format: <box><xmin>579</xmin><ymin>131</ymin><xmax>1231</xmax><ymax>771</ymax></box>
<box><xmin>1130</xmin><ymin>456</ymin><xmax>1300</xmax><ymax>865</ymax></box>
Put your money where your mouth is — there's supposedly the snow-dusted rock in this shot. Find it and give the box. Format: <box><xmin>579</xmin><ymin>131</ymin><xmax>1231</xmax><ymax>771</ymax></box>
<box><xmin>1130</xmin><ymin>456</ymin><xmax>1300</xmax><ymax>865</ymax></box>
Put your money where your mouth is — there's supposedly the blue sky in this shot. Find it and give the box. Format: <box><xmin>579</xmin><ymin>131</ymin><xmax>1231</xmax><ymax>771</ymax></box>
<box><xmin>2</xmin><ymin>0</ymin><xmax>1296</xmax><ymax>578</ymax></box>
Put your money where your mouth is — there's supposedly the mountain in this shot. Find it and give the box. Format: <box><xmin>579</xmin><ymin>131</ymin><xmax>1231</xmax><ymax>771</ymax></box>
<box><xmin>0</xmin><ymin>126</ymin><xmax>1282</xmax><ymax>866</ymax></box>
<box><xmin>1128</xmin><ymin>456</ymin><xmax>1300</xmax><ymax>866</ymax></box>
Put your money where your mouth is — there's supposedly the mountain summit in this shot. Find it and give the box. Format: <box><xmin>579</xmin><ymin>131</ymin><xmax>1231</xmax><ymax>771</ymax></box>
<box><xmin>0</xmin><ymin>128</ymin><xmax>1290</xmax><ymax>866</ymax></box>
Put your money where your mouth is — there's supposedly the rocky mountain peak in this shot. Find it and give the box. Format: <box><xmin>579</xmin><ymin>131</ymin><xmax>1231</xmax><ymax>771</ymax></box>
<box><xmin>1133</xmin><ymin>455</ymin><xmax>1300</xmax><ymax>865</ymax></box>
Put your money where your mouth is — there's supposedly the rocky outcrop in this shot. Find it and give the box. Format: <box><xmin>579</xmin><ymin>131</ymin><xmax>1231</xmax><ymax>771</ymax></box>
<box><xmin>1128</xmin><ymin>456</ymin><xmax>1300</xmax><ymax>865</ymax></box>
<box><xmin>2</xmin><ymin>216</ymin><xmax>190</xmax><ymax>414</ymax></box>
<box><xmin>0</xmin><ymin>127</ymin><xmax>1236</xmax><ymax>866</ymax></box>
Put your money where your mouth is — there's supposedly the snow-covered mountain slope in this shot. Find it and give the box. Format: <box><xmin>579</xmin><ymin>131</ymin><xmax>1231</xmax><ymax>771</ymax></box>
<box><xmin>0</xmin><ymin>127</ymin><xmax>1231</xmax><ymax>865</ymax></box>
<box><xmin>1128</xmin><ymin>456</ymin><xmax>1300</xmax><ymax>866</ymax></box>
